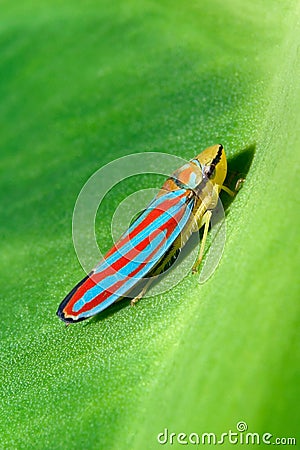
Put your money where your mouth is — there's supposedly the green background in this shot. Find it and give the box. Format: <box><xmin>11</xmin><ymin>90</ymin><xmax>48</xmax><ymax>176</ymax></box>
<box><xmin>0</xmin><ymin>0</ymin><xmax>299</xmax><ymax>448</ymax></box>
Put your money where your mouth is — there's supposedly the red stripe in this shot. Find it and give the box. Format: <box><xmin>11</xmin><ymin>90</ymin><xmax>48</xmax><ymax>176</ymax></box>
<box><xmin>64</xmin><ymin>195</ymin><xmax>188</xmax><ymax>317</ymax></box>
<box><xmin>106</xmin><ymin>193</ymin><xmax>186</xmax><ymax>257</ymax></box>
<box><xmin>76</xmin><ymin>210</ymin><xmax>185</xmax><ymax>315</ymax></box>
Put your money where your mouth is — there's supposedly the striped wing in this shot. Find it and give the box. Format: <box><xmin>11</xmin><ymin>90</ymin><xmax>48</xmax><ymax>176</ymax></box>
<box><xmin>57</xmin><ymin>189</ymin><xmax>194</xmax><ymax>322</ymax></box>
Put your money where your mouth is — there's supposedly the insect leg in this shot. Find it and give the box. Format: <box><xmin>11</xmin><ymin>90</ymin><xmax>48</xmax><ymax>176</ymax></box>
<box><xmin>220</xmin><ymin>178</ymin><xmax>245</xmax><ymax>196</ymax></box>
<box><xmin>130</xmin><ymin>279</ymin><xmax>153</xmax><ymax>306</ymax></box>
<box><xmin>192</xmin><ymin>210</ymin><xmax>212</xmax><ymax>274</ymax></box>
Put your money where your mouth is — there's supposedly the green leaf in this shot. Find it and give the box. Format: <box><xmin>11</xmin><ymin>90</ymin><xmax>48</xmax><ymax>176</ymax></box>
<box><xmin>0</xmin><ymin>0</ymin><xmax>299</xmax><ymax>448</ymax></box>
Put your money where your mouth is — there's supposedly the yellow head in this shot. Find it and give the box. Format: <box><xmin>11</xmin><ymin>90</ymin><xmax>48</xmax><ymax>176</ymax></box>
<box><xmin>160</xmin><ymin>144</ymin><xmax>228</xmax><ymax>196</ymax></box>
<box><xmin>192</xmin><ymin>144</ymin><xmax>227</xmax><ymax>189</ymax></box>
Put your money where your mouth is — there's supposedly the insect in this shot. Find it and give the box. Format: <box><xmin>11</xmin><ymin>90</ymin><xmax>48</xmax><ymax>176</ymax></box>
<box><xmin>57</xmin><ymin>145</ymin><xmax>241</xmax><ymax>323</ymax></box>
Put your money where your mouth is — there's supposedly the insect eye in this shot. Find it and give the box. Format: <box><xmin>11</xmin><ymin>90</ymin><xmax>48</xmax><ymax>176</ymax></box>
<box><xmin>203</xmin><ymin>164</ymin><xmax>216</xmax><ymax>178</ymax></box>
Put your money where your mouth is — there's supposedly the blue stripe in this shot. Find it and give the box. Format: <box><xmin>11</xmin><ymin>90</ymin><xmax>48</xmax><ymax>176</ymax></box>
<box><xmin>94</xmin><ymin>190</ymin><xmax>188</xmax><ymax>272</ymax></box>
<box><xmin>190</xmin><ymin>158</ymin><xmax>202</xmax><ymax>169</ymax></box>
<box><xmin>73</xmin><ymin>231</ymin><xmax>167</xmax><ymax>313</ymax></box>
<box><xmin>123</xmin><ymin>189</ymin><xmax>185</xmax><ymax>234</ymax></box>
<box><xmin>121</xmin><ymin>189</ymin><xmax>186</xmax><ymax>237</ymax></box>
<box><xmin>75</xmin><ymin>195</ymin><xmax>194</xmax><ymax>319</ymax></box>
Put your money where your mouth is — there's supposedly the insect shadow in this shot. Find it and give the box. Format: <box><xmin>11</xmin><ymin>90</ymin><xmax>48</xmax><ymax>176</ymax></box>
<box><xmin>86</xmin><ymin>144</ymin><xmax>256</xmax><ymax>327</ymax></box>
<box><xmin>221</xmin><ymin>143</ymin><xmax>255</xmax><ymax>211</ymax></box>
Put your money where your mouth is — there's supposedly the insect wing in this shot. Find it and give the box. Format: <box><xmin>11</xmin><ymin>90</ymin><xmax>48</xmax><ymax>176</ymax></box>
<box><xmin>57</xmin><ymin>189</ymin><xmax>194</xmax><ymax>322</ymax></box>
